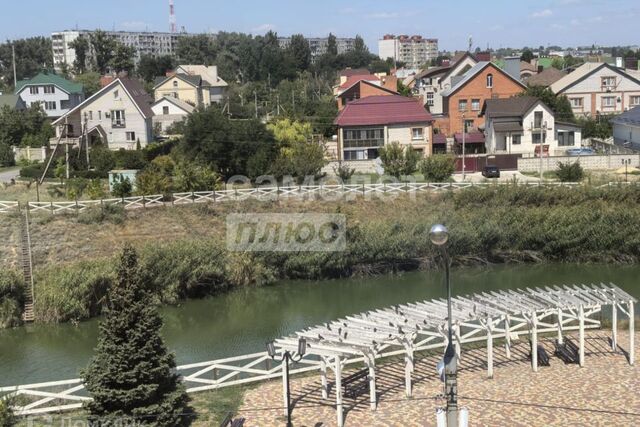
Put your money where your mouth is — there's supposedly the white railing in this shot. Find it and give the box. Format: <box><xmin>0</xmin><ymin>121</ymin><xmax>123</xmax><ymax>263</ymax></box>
<box><xmin>1</xmin><ymin>181</ymin><xmax>630</xmax><ymax>216</ymax></box>
<box><xmin>0</xmin><ymin>307</ymin><xmax>602</xmax><ymax>416</ymax></box>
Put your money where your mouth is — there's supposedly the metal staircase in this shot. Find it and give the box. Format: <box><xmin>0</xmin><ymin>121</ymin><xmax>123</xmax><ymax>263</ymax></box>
<box><xmin>20</xmin><ymin>209</ymin><xmax>35</xmax><ymax>322</ymax></box>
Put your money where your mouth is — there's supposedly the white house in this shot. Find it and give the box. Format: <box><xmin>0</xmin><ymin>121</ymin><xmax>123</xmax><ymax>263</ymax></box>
<box><xmin>15</xmin><ymin>72</ymin><xmax>84</xmax><ymax>119</ymax></box>
<box><xmin>611</xmin><ymin>106</ymin><xmax>640</xmax><ymax>149</ymax></box>
<box><xmin>151</xmin><ymin>96</ymin><xmax>195</xmax><ymax>134</ymax></box>
<box><xmin>550</xmin><ymin>62</ymin><xmax>640</xmax><ymax>117</ymax></box>
<box><xmin>52</xmin><ymin>77</ymin><xmax>154</xmax><ymax>150</ymax></box>
<box><xmin>481</xmin><ymin>96</ymin><xmax>582</xmax><ymax>157</ymax></box>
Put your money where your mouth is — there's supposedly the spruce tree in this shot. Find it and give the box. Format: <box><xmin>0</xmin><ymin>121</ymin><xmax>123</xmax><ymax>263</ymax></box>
<box><xmin>82</xmin><ymin>246</ymin><xmax>193</xmax><ymax>426</ymax></box>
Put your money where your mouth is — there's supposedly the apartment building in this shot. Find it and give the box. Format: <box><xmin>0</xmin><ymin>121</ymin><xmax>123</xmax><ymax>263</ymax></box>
<box><xmin>378</xmin><ymin>35</ymin><xmax>438</xmax><ymax>68</ymax></box>
<box><xmin>277</xmin><ymin>36</ymin><xmax>356</xmax><ymax>62</ymax></box>
<box><xmin>51</xmin><ymin>30</ymin><xmax>193</xmax><ymax>71</ymax></box>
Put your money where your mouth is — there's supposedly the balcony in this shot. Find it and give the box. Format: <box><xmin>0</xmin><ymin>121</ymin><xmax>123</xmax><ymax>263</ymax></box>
<box><xmin>343</xmin><ymin>139</ymin><xmax>384</xmax><ymax>149</ymax></box>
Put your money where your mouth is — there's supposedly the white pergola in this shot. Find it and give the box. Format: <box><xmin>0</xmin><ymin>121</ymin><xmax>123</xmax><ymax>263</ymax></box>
<box><xmin>275</xmin><ymin>283</ymin><xmax>636</xmax><ymax>427</ymax></box>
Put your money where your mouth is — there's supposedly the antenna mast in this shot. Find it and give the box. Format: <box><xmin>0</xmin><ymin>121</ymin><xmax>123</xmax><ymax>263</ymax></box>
<box><xmin>169</xmin><ymin>0</ymin><xmax>176</xmax><ymax>33</ymax></box>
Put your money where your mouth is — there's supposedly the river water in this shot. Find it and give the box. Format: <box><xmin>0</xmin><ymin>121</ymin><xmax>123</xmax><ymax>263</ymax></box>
<box><xmin>1</xmin><ymin>263</ymin><xmax>638</xmax><ymax>387</ymax></box>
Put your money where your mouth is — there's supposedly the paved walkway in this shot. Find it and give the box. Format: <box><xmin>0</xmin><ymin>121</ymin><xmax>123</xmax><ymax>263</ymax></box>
<box><xmin>236</xmin><ymin>331</ymin><xmax>638</xmax><ymax>426</ymax></box>
<box><xmin>0</xmin><ymin>167</ymin><xmax>19</xmax><ymax>183</ymax></box>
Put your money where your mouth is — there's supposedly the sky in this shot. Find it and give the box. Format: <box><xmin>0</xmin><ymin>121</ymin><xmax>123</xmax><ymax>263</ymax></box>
<box><xmin>2</xmin><ymin>0</ymin><xmax>639</xmax><ymax>53</ymax></box>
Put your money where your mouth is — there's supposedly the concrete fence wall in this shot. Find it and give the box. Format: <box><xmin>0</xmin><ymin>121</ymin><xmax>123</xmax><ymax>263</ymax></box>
<box><xmin>518</xmin><ymin>154</ymin><xmax>640</xmax><ymax>173</ymax></box>
<box><xmin>12</xmin><ymin>147</ymin><xmax>47</xmax><ymax>163</ymax></box>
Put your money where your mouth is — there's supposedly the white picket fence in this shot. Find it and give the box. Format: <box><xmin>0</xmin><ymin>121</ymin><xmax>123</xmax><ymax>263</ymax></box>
<box><xmin>0</xmin><ymin>180</ymin><xmax>622</xmax><ymax>216</ymax></box>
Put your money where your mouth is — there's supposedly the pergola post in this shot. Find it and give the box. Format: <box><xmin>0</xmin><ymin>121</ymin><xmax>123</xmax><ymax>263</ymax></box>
<box><xmin>531</xmin><ymin>312</ymin><xmax>538</xmax><ymax>373</ymax></box>
<box><xmin>579</xmin><ymin>304</ymin><xmax>585</xmax><ymax>367</ymax></box>
<box><xmin>367</xmin><ymin>354</ymin><xmax>377</xmax><ymax>410</ymax></box>
<box><xmin>557</xmin><ymin>307</ymin><xmax>564</xmax><ymax>344</ymax></box>
<box><xmin>630</xmin><ymin>301</ymin><xmax>635</xmax><ymax>366</ymax></box>
<box><xmin>487</xmin><ymin>317</ymin><xmax>494</xmax><ymax>379</ymax></box>
<box><xmin>611</xmin><ymin>303</ymin><xmax>618</xmax><ymax>352</ymax></box>
<box><xmin>335</xmin><ymin>357</ymin><xmax>344</xmax><ymax>427</ymax></box>
<box><xmin>281</xmin><ymin>358</ymin><xmax>289</xmax><ymax>417</ymax></box>
<box><xmin>404</xmin><ymin>344</ymin><xmax>414</xmax><ymax>398</ymax></box>
<box><xmin>504</xmin><ymin>314</ymin><xmax>511</xmax><ymax>360</ymax></box>
<box><xmin>320</xmin><ymin>358</ymin><xmax>328</xmax><ymax>399</ymax></box>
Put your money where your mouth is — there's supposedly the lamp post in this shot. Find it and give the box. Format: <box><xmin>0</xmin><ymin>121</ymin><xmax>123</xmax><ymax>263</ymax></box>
<box><xmin>430</xmin><ymin>224</ymin><xmax>458</xmax><ymax>427</ymax></box>
<box><xmin>266</xmin><ymin>337</ymin><xmax>307</xmax><ymax>427</ymax></box>
<box><xmin>461</xmin><ymin>115</ymin><xmax>466</xmax><ymax>181</ymax></box>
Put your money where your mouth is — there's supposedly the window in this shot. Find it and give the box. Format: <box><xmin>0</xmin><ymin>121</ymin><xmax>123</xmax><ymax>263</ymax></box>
<box><xmin>570</xmin><ymin>98</ymin><xmax>583</xmax><ymax>108</ymax></box>
<box><xmin>98</xmin><ymin>111</ymin><xmax>102</xmax><ymax>120</ymax></box>
<box><xmin>557</xmin><ymin>131</ymin><xmax>576</xmax><ymax>146</ymax></box>
<box><xmin>29</xmin><ymin>86</ymin><xmax>39</xmax><ymax>95</ymax></box>
<box><xmin>111</xmin><ymin>110</ymin><xmax>126</xmax><ymax>127</ymax></box>
<box><xmin>173</xmin><ymin>80</ymin><xmax>179</xmax><ymax>87</ymax></box>
<box><xmin>44</xmin><ymin>85</ymin><xmax>55</xmax><ymax>94</ymax></box>
<box><xmin>113</xmin><ymin>90</ymin><xmax>119</xmax><ymax>99</ymax></box>
<box><xmin>602</xmin><ymin>96</ymin><xmax>616</xmax><ymax>108</ymax></box>
<box><xmin>512</xmin><ymin>134</ymin><xmax>522</xmax><ymax>145</ymax></box>
<box><xmin>163</xmin><ymin>106</ymin><xmax>170</xmax><ymax>115</ymax></box>
<box><xmin>44</xmin><ymin>101</ymin><xmax>56</xmax><ymax>110</ymax></box>
<box><xmin>173</xmin><ymin>92</ymin><xmax>179</xmax><ymax>99</ymax></box>
<box><xmin>601</xmin><ymin>76</ymin><xmax>616</xmax><ymax>89</ymax></box>
<box><xmin>532</xmin><ymin>132</ymin><xmax>547</xmax><ymax>144</ymax></box>
<box><xmin>426</xmin><ymin>92</ymin><xmax>434</xmax><ymax>106</ymax></box>
<box><xmin>458</xmin><ymin>99</ymin><xmax>467</xmax><ymax>112</ymax></box>
<box><xmin>486</xmin><ymin>74</ymin><xmax>493</xmax><ymax>88</ymax></box>
<box><xmin>630</xmin><ymin>96</ymin><xmax>640</xmax><ymax>106</ymax></box>
<box><xmin>88</xmin><ymin>111</ymin><xmax>93</xmax><ymax>120</ymax></box>
<box><xmin>126</xmin><ymin>132</ymin><xmax>136</xmax><ymax>141</ymax></box>
<box><xmin>534</xmin><ymin>111</ymin><xmax>543</xmax><ymax>129</ymax></box>
<box><xmin>464</xmin><ymin>119</ymin><xmax>474</xmax><ymax>132</ymax></box>
<box><xmin>412</xmin><ymin>128</ymin><xmax>424</xmax><ymax>140</ymax></box>
<box><xmin>471</xmin><ymin>99</ymin><xmax>481</xmax><ymax>111</ymax></box>
<box><xmin>60</xmin><ymin>100</ymin><xmax>70</xmax><ymax>110</ymax></box>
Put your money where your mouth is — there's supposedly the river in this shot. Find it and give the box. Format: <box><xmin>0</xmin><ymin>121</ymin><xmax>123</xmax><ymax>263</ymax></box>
<box><xmin>1</xmin><ymin>263</ymin><xmax>638</xmax><ymax>387</ymax></box>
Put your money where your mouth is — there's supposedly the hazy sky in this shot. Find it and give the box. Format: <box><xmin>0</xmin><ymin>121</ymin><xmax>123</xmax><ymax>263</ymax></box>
<box><xmin>2</xmin><ymin>0</ymin><xmax>638</xmax><ymax>52</ymax></box>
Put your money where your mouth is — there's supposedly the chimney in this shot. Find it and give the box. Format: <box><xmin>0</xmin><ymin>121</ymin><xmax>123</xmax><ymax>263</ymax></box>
<box><xmin>538</xmin><ymin>65</ymin><xmax>544</xmax><ymax>73</ymax></box>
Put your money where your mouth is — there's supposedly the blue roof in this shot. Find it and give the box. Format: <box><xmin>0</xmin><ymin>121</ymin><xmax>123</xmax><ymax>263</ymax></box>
<box><xmin>612</xmin><ymin>106</ymin><xmax>640</xmax><ymax>127</ymax></box>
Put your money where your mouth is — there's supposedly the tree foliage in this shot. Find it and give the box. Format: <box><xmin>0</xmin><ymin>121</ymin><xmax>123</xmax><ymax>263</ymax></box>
<box><xmin>378</xmin><ymin>142</ymin><xmax>419</xmax><ymax>178</ymax></box>
<box><xmin>137</xmin><ymin>55</ymin><xmax>176</xmax><ymax>83</ymax></box>
<box><xmin>578</xmin><ymin>115</ymin><xmax>613</xmax><ymax>139</ymax></box>
<box><xmin>0</xmin><ymin>37</ymin><xmax>53</xmax><ymax>88</ymax></box>
<box><xmin>556</xmin><ymin>161</ymin><xmax>584</xmax><ymax>182</ymax></box>
<box><xmin>69</xmin><ymin>36</ymin><xmax>90</xmax><ymax>73</ymax></box>
<box><xmin>73</xmin><ymin>72</ymin><xmax>102</xmax><ymax>97</ymax></box>
<box><xmin>520</xmin><ymin>86</ymin><xmax>575</xmax><ymax>123</ymax></box>
<box><xmin>82</xmin><ymin>246</ymin><xmax>193</xmax><ymax>426</ymax></box>
<box><xmin>520</xmin><ymin>49</ymin><xmax>534</xmax><ymax>63</ymax></box>
<box><xmin>0</xmin><ymin>104</ymin><xmax>53</xmax><ymax>150</ymax></box>
<box><xmin>419</xmin><ymin>154</ymin><xmax>456</xmax><ymax>182</ymax></box>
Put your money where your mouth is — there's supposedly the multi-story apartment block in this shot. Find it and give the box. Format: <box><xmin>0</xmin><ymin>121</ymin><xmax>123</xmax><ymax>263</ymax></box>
<box><xmin>51</xmin><ymin>30</ymin><xmax>192</xmax><ymax>72</ymax></box>
<box><xmin>277</xmin><ymin>37</ymin><xmax>356</xmax><ymax>62</ymax></box>
<box><xmin>378</xmin><ymin>35</ymin><xmax>438</xmax><ymax>68</ymax></box>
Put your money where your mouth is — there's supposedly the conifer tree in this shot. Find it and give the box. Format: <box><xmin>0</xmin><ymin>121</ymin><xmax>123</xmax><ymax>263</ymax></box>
<box><xmin>82</xmin><ymin>245</ymin><xmax>193</xmax><ymax>426</ymax></box>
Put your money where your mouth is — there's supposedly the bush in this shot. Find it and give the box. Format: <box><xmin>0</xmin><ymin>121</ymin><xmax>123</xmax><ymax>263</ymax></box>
<box><xmin>89</xmin><ymin>145</ymin><xmax>116</xmax><ymax>174</ymax></box>
<box><xmin>113</xmin><ymin>149</ymin><xmax>147</xmax><ymax>170</ymax></box>
<box><xmin>0</xmin><ymin>395</ymin><xmax>16</xmax><ymax>427</ymax></box>
<box><xmin>378</xmin><ymin>142</ymin><xmax>419</xmax><ymax>178</ymax></box>
<box><xmin>333</xmin><ymin>161</ymin><xmax>356</xmax><ymax>181</ymax></box>
<box><xmin>0</xmin><ymin>270</ymin><xmax>25</xmax><ymax>329</ymax></box>
<box><xmin>173</xmin><ymin>162</ymin><xmax>220</xmax><ymax>192</ymax></box>
<box><xmin>111</xmin><ymin>174</ymin><xmax>133</xmax><ymax>198</ymax></box>
<box><xmin>419</xmin><ymin>154</ymin><xmax>456</xmax><ymax>182</ymax></box>
<box><xmin>20</xmin><ymin>163</ymin><xmax>54</xmax><ymax>180</ymax></box>
<box><xmin>556</xmin><ymin>161</ymin><xmax>584</xmax><ymax>182</ymax></box>
<box><xmin>0</xmin><ymin>143</ymin><xmax>15</xmax><ymax>167</ymax></box>
<box><xmin>77</xmin><ymin>203</ymin><xmax>125</xmax><ymax>225</ymax></box>
<box><xmin>87</xmin><ymin>179</ymin><xmax>107</xmax><ymax>200</ymax></box>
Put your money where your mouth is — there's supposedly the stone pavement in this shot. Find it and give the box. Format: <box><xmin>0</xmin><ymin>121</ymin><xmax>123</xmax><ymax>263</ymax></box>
<box><xmin>236</xmin><ymin>330</ymin><xmax>638</xmax><ymax>426</ymax></box>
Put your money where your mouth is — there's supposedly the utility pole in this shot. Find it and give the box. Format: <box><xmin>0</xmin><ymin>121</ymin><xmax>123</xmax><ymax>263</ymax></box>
<box><xmin>254</xmin><ymin>91</ymin><xmax>258</xmax><ymax>119</ymax></box>
<box><xmin>461</xmin><ymin>115</ymin><xmax>466</xmax><ymax>181</ymax></box>
<box><xmin>12</xmin><ymin>43</ymin><xmax>17</xmax><ymax>87</ymax></box>
<box><xmin>65</xmin><ymin>117</ymin><xmax>70</xmax><ymax>180</ymax></box>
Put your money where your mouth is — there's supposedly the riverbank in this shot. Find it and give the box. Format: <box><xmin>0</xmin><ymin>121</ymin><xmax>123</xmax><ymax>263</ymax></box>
<box><xmin>4</xmin><ymin>185</ymin><xmax>640</xmax><ymax>328</ymax></box>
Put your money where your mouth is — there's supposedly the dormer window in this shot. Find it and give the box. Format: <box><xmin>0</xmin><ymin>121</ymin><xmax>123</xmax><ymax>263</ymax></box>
<box><xmin>486</xmin><ymin>74</ymin><xmax>493</xmax><ymax>88</ymax></box>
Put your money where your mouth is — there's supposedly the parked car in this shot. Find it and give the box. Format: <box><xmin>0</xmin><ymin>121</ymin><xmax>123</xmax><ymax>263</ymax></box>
<box><xmin>482</xmin><ymin>165</ymin><xmax>500</xmax><ymax>178</ymax></box>
<box><xmin>566</xmin><ymin>147</ymin><xmax>595</xmax><ymax>156</ymax></box>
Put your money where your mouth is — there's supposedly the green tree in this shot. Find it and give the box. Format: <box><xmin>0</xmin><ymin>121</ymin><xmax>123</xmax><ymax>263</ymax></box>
<box><xmin>0</xmin><ymin>37</ymin><xmax>53</xmax><ymax>87</ymax></box>
<box><xmin>378</xmin><ymin>142</ymin><xmax>419</xmax><ymax>178</ymax></box>
<box><xmin>176</xmin><ymin>34</ymin><xmax>217</xmax><ymax>65</ymax></box>
<box><xmin>111</xmin><ymin>43</ymin><xmax>136</xmax><ymax>74</ymax></box>
<box><xmin>74</xmin><ymin>72</ymin><xmax>102</xmax><ymax>97</ymax></box>
<box><xmin>0</xmin><ymin>143</ymin><xmax>14</xmax><ymax>167</ymax></box>
<box><xmin>288</xmin><ymin>34</ymin><xmax>311</xmax><ymax>71</ymax></box>
<box><xmin>110</xmin><ymin>174</ymin><xmax>133</xmax><ymax>198</ymax></box>
<box><xmin>267</xmin><ymin>118</ymin><xmax>312</xmax><ymax>146</ymax></box>
<box><xmin>82</xmin><ymin>246</ymin><xmax>193</xmax><ymax>426</ymax></box>
<box><xmin>556</xmin><ymin>161</ymin><xmax>584</xmax><ymax>182</ymax></box>
<box><xmin>419</xmin><ymin>154</ymin><xmax>456</xmax><ymax>182</ymax></box>
<box><xmin>137</xmin><ymin>55</ymin><xmax>175</xmax><ymax>83</ymax></box>
<box><xmin>69</xmin><ymin>36</ymin><xmax>90</xmax><ymax>73</ymax></box>
<box><xmin>271</xmin><ymin>140</ymin><xmax>327</xmax><ymax>183</ymax></box>
<box><xmin>327</xmin><ymin>33</ymin><xmax>338</xmax><ymax>56</ymax></box>
<box><xmin>173</xmin><ymin>162</ymin><xmax>220</xmax><ymax>192</ymax></box>
<box><xmin>520</xmin><ymin>49</ymin><xmax>534</xmax><ymax>63</ymax></box>
<box><xmin>578</xmin><ymin>115</ymin><xmax>613</xmax><ymax>139</ymax></box>
<box><xmin>520</xmin><ymin>86</ymin><xmax>574</xmax><ymax>123</ymax></box>
<box><xmin>89</xmin><ymin>30</ymin><xmax>117</xmax><ymax>74</ymax></box>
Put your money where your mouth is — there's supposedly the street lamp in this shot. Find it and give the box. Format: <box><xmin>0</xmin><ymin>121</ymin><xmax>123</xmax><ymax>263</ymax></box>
<box><xmin>266</xmin><ymin>337</ymin><xmax>307</xmax><ymax>427</ymax></box>
<box><xmin>430</xmin><ymin>224</ymin><xmax>458</xmax><ymax>427</ymax></box>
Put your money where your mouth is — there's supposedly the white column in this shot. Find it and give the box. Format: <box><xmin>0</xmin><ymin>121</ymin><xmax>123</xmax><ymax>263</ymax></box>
<box><xmin>320</xmin><ymin>358</ymin><xmax>328</xmax><ymax>399</ymax></box>
<box><xmin>504</xmin><ymin>315</ymin><xmax>511</xmax><ymax>360</ymax></box>
<box><xmin>630</xmin><ymin>301</ymin><xmax>635</xmax><ymax>366</ymax></box>
<box><xmin>531</xmin><ymin>313</ymin><xmax>538</xmax><ymax>372</ymax></box>
<box><xmin>487</xmin><ymin>319</ymin><xmax>494</xmax><ymax>379</ymax></box>
<box><xmin>579</xmin><ymin>304</ymin><xmax>585</xmax><ymax>367</ymax></box>
<box><xmin>405</xmin><ymin>345</ymin><xmax>414</xmax><ymax>398</ymax></box>
<box><xmin>557</xmin><ymin>308</ymin><xmax>564</xmax><ymax>344</ymax></box>
<box><xmin>281</xmin><ymin>358</ymin><xmax>289</xmax><ymax>417</ymax></box>
<box><xmin>611</xmin><ymin>303</ymin><xmax>618</xmax><ymax>352</ymax></box>
<box><xmin>335</xmin><ymin>357</ymin><xmax>344</xmax><ymax>427</ymax></box>
<box><xmin>367</xmin><ymin>355</ymin><xmax>377</xmax><ymax>411</ymax></box>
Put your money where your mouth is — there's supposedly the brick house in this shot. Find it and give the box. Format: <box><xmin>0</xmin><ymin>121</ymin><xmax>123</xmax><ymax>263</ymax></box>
<box><xmin>437</xmin><ymin>62</ymin><xmax>526</xmax><ymax>136</ymax></box>
<box><xmin>336</xmin><ymin>79</ymin><xmax>399</xmax><ymax>110</ymax></box>
<box><xmin>334</xmin><ymin>95</ymin><xmax>433</xmax><ymax>160</ymax></box>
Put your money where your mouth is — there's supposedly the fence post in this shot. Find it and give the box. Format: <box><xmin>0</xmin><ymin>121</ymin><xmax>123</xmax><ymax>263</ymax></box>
<box><xmin>100</xmin><ymin>198</ymin><xmax>104</xmax><ymax>214</ymax></box>
<box><xmin>362</xmin><ymin>183</ymin><xmax>365</xmax><ymax>197</ymax></box>
<box><xmin>50</xmin><ymin>201</ymin><xmax>54</xmax><ymax>214</ymax></box>
<box><xmin>142</xmin><ymin>195</ymin><xmax>146</xmax><ymax>209</ymax></box>
<box><xmin>191</xmin><ymin>191</ymin><xmax>195</xmax><ymax>204</ymax></box>
<box><xmin>171</xmin><ymin>193</ymin><xmax>174</xmax><ymax>207</ymax></box>
<box><xmin>17</xmin><ymin>201</ymin><xmax>21</xmax><ymax>215</ymax></box>
<box><xmin>75</xmin><ymin>196</ymin><xmax>79</xmax><ymax>216</ymax></box>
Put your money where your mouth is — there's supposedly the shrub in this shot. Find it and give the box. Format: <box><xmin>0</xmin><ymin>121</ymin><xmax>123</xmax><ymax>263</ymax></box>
<box><xmin>20</xmin><ymin>163</ymin><xmax>53</xmax><ymax>179</ymax></box>
<box><xmin>110</xmin><ymin>174</ymin><xmax>133</xmax><ymax>198</ymax></box>
<box><xmin>173</xmin><ymin>162</ymin><xmax>220</xmax><ymax>192</ymax></box>
<box><xmin>420</xmin><ymin>154</ymin><xmax>456</xmax><ymax>182</ymax></box>
<box><xmin>333</xmin><ymin>161</ymin><xmax>356</xmax><ymax>182</ymax></box>
<box><xmin>0</xmin><ymin>395</ymin><xmax>16</xmax><ymax>427</ymax></box>
<box><xmin>0</xmin><ymin>143</ymin><xmax>15</xmax><ymax>167</ymax></box>
<box><xmin>556</xmin><ymin>161</ymin><xmax>584</xmax><ymax>182</ymax></box>
<box><xmin>136</xmin><ymin>168</ymin><xmax>172</xmax><ymax>195</ymax></box>
<box><xmin>113</xmin><ymin>149</ymin><xmax>147</xmax><ymax>170</ymax></box>
<box><xmin>0</xmin><ymin>270</ymin><xmax>25</xmax><ymax>329</ymax></box>
<box><xmin>90</xmin><ymin>145</ymin><xmax>116</xmax><ymax>174</ymax></box>
<box><xmin>87</xmin><ymin>179</ymin><xmax>107</xmax><ymax>200</ymax></box>
<box><xmin>65</xmin><ymin>178</ymin><xmax>89</xmax><ymax>199</ymax></box>
<box><xmin>378</xmin><ymin>142</ymin><xmax>419</xmax><ymax>178</ymax></box>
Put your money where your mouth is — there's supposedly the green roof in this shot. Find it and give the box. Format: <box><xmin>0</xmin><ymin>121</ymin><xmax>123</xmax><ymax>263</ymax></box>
<box><xmin>15</xmin><ymin>72</ymin><xmax>83</xmax><ymax>95</ymax></box>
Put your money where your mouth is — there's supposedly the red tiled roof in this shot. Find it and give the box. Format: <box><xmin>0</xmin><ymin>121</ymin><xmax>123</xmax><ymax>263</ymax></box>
<box><xmin>454</xmin><ymin>132</ymin><xmax>485</xmax><ymax>143</ymax></box>
<box><xmin>334</xmin><ymin>95</ymin><xmax>433</xmax><ymax>127</ymax></box>
<box><xmin>433</xmin><ymin>133</ymin><xmax>447</xmax><ymax>144</ymax></box>
<box><xmin>339</xmin><ymin>74</ymin><xmax>380</xmax><ymax>90</ymax></box>
<box><xmin>340</xmin><ymin>68</ymin><xmax>370</xmax><ymax>77</ymax></box>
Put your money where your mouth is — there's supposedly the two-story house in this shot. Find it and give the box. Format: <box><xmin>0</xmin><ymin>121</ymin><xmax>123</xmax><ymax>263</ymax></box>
<box><xmin>153</xmin><ymin>65</ymin><xmax>228</xmax><ymax>107</ymax></box>
<box><xmin>437</xmin><ymin>62</ymin><xmax>526</xmax><ymax>136</ymax></box>
<box><xmin>336</xmin><ymin>78</ymin><xmax>398</xmax><ymax>110</ymax></box>
<box><xmin>52</xmin><ymin>77</ymin><xmax>154</xmax><ymax>150</ymax></box>
<box><xmin>550</xmin><ymin>62</ymin><xmax>640</xmax><ymax>117</ymax></box>
<box><xmin>15</xmin><ymin>72</ymin><xmax>84</xmax><ymax>119</ymax></box>
<box><xmin>334</xmin><ymin>95</ymin><xmax>433</xmax><ymax>160</ymax></box>
<box><xmin>481</xmin><ymin>96</ymin><xmax>582</xmax><ymax>157</ymax></box>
